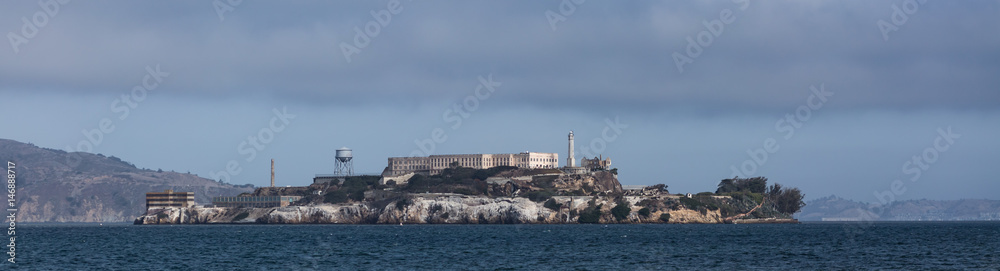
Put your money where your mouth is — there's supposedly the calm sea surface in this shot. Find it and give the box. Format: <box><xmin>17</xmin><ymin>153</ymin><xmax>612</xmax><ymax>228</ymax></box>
<box><xmin>12</xmin><ymin>222</ymin><xmax>1000</xmax><ymax>270</ymax></box>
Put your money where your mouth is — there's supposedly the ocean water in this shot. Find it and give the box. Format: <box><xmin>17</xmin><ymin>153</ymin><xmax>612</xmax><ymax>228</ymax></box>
<box><xmin>12</xmin><ymin>222</ymin><xmax>1000</xmax><ymax>270</ymax></box>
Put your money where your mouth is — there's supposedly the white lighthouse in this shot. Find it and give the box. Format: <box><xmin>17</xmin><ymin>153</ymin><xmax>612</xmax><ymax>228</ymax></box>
<box><xmin>567</xmin><ymin>131</ymin><xmax>575</xmax><ymax>167</ymax></box>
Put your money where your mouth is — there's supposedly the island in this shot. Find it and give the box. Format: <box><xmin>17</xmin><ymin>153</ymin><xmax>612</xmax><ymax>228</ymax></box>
<box><xmin>135</xmin><ymin>167</ymin><xmax>804</xmax><ymax>225</ymax></box>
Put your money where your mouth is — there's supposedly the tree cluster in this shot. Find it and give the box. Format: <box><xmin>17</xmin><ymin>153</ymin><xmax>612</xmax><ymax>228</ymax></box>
<box><xmin>714</xmin><ymin>176</ymin><xmax>806</xmax><ymax>215</ymax></box>
<box><xmin>715</xmin><ymin>176</ymin><xmax>767</xmax><ymax>194</ymax></box>
<box><xmin>577</xmin><ymin>199</ymin><xmax>603</xmax><ymax>223</ymax></box>
<box><xmin>766</xmin><ymin>183</ymin><xmax>806</xmax><ymax>214</ymax></box>
<box><xmin>611</xmin><ymin>201</ymin><xmax>631</xmax><ymax>221</ymax></box>
<box><xmin>324</xmin><ymin>176</ymin><xmax>380</xmax><ymax>204</ymax></box>
<box><xmin>401</xmin><ymin>166</ymin><xmax>502</xmax><ymax>195</ymax></box>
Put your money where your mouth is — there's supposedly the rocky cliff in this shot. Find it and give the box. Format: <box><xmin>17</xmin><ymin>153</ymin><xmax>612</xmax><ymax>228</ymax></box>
<box><xmin>136</xmin><ymin>194</ymin><xmax>728</xmax><ymax>225</ymax></box>
<box><xmin>0</xmin><ymin>138</ymin><xmax>254</xmax><ymax>222</ymax></box>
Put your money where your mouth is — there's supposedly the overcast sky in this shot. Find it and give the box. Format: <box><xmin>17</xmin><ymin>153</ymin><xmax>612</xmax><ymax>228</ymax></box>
<box><xmin>2</xmin><ymin>1</ymin><xmax>998</xmax><ymax>203</ymax></box>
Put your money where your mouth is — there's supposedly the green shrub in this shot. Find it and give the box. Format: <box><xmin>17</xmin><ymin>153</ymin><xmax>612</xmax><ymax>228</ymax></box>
<box><xmin>717</xmin><ymin>177</ymin><xmax>768</xmax><ymax>194</ymax></box>
<box><xmin>679</xmin><ymin>197</ymin><xmax>704</xmax><ymax>210</ymax></box>
<box><xmin>659</xmin><ymin>213</ymin><xmax>671</xmax><ymax>222</ymax></box>
<box><xmin>578</xmin><ymin>209</ymin><xmax>601</xmax><ymax>223</ymax></box>
<box><xmin>324</xmin><ymin>190</ymin><xmax>349</xmax><ymax>204</ymax></box>
<box><xmin>350</xmin><ymin>190</ymin><xmax>365</xmax><ymax>201</ymax></box>
<box><xmin>344</xmin><ymin>175</ymin><xmax>380</xmax><ymax>188</ymax></box>
<box><xmin>718</xmin><ymin>204</ymin><xmax>737</xmax><ymax>217</ymax></box>
<box><xmin>543</xmin><ymin>198</ymin><xmax>562</xmax><ymax>211</ymax></box>
<box><xmin>611</xmin><ymin>201</ymin><xmax>631</xmax><ymax>221</ymax></box>
<box><xmin>472</xmin><ymin>168</ymin><xmax>496</xmax><ymax>181</ymax></box>
<box><xmin>578</xmin><ymin>204</ymin><xmax>603</xmax><ymax>224</ymax></box>
<box><xmin>401</xmin><ymin>167</ymin><xmax>494</xmax><ymax>195</ymax></box>
<box><xmin>726</xmin><ymin>191</ymin><xmax>743</xmax><ymax>200</ymax></box>
<box><xmin>395</xmin><ymin>198</ymin><xmax>413</xmax><ymax>210</ymax></box>
<box><xmin>638</xmin><ymin>208</ymin><xmax>651</xmax><ymax>218</ymax></box>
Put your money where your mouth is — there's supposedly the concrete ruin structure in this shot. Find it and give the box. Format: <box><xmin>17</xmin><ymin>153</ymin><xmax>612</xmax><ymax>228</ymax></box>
<box><xmin>145</xmin><ymin>190</ymin><xmax>195</xmax><ymax>210</ymax></box>
<box><xmin>581</xmin><ymin>155</ymin><xmax>612</xmax><ymax>171</ymax></box>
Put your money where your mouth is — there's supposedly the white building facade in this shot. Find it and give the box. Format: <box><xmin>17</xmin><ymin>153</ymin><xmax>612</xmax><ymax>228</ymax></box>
<box><xmin>385</xmin><ymin>152</ymin><xmax>559</xmax><ymax>176</ymax></box>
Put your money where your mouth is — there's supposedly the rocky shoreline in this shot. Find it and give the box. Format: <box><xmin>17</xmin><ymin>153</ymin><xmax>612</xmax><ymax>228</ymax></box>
<box><xmin>135</xmin><ymin>194</ymin><xmax>796</xmax><ymax>225</ymax></box>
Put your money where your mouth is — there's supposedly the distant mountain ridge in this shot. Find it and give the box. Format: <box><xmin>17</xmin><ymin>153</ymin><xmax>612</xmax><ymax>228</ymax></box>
<box><xmin>796</xmin><ymin>195</ymin><xmax>1000</xmax><ymax>221</ymax></box>
<box><xmin>0</xmin><ymin>138</ymin><xmax>254</xmax><ymax>222</ymax></box>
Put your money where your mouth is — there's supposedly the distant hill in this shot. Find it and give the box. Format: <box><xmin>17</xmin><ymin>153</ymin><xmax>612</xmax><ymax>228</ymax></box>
<box><xmin>796</xmin><ymin>195</ymin><xmax>1000</xmax><ymax>221</ymax></box>
<box><xmin>0</xmin><ymin>138</ymin><xmax>254</xmax><ymax>222</ymax></box>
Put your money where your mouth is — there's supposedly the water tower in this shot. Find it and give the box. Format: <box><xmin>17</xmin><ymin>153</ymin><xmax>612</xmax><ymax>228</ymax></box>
<box><xmin>335</xmin><ymin>147</ymin><xmax>354</xmax><ymax>176</ymax></box>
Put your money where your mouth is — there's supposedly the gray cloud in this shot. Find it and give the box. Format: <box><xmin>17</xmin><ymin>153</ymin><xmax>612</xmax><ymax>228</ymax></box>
<box><xmin>2</xmin><ymin>0</ymin><xmax>997</xmax><ymax>112</ymax></box>
<box><xmin>2</xmin><ymin>1</ymin><xmax>999</xmax><ymax>202</ymax></box>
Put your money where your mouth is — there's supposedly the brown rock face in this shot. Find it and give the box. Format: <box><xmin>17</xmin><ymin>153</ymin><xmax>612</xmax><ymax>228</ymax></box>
<box><xmin>500</xmin><ymin>170</ymin><xmax>622</xmax><ymax>194</ymax></box>
<box><xmin>542</xmin><ymin>171</ymin><xmax>622</xmax><ymax>194</ymax></box>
